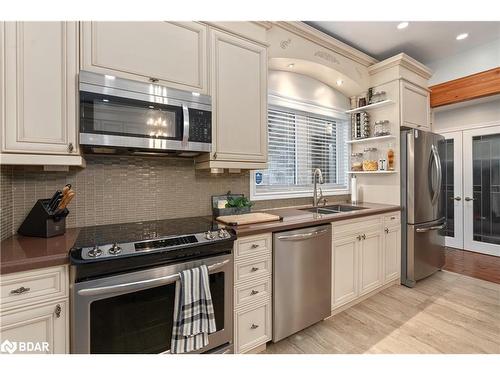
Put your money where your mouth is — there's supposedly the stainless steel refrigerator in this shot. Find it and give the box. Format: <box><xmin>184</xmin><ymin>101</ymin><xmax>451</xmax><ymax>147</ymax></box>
<box><xmin>401</xmin><ymin>128</ymin><xmax>446</xmax><ymax>287</ymax></box>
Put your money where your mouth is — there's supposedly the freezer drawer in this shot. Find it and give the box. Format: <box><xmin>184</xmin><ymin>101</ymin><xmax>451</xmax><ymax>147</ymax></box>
<box><xmin>403</xmin><ymin>219</ymin><xmax>446</xmax><ymax>287</ymax></box>
<box><xmin>272</xmin><ymin>225</ymin><xmax>331</xmax><ymax>342</ymax></box>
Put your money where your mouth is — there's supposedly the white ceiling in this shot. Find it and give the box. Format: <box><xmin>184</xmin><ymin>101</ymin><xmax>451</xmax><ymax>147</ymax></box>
<box><xmin>306</xmin><ymin>21</ymin><xmax>500</xmax><ymax>64</ymax></box>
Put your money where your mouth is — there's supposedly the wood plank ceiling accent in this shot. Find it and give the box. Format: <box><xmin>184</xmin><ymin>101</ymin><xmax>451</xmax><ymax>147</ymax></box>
<box><xmin>429</xmin><ymin>67</ymin><xmax>500</xmax><ymax>107</ymax></box>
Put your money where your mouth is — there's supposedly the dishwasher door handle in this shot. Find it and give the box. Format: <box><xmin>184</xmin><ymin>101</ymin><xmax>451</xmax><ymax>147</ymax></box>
<box><xmin>276</xmin><ymin>229</ymin><xmax>329</xmax><ymax>241</ymax></box>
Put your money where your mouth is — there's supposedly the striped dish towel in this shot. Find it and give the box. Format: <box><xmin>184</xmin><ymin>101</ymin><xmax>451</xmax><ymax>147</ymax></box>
<box><xmin>170</xmin><ymin>265</ymin><xmax>217</xmax><ymax>354</ymax></box>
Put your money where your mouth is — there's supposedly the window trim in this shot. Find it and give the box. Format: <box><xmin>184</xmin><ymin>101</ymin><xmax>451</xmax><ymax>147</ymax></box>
<box><xmin>250</xmin><ymin>94</ymin><xmax>350</xmax><ymax>201</ymax></box>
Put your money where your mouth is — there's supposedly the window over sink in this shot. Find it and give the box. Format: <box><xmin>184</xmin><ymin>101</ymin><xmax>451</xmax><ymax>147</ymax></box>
<box><xmin>251</xmin><ymin>94</ymin><xmax>349</xmax><ymax>201</ymax></box>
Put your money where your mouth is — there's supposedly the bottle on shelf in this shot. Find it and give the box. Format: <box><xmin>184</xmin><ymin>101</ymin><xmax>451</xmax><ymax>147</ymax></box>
<box><xmin>387</xmin><ymin>143</ymin><xmax>395</xmax><ymax>171</ymax></box>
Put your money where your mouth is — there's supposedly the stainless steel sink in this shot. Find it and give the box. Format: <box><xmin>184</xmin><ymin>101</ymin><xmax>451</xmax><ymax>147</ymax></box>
<box><xmin>299</xmin><ymin>204</ymin><xmax>367</xmax><ymax>215</ymax></box>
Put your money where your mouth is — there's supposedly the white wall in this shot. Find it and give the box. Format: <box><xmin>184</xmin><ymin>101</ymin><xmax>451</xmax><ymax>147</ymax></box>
<box><xmin>428</xmin><ymin>38</ymin><xmax>500</xmax><ymax>85</ymax></box>
<box><xmin>433</xmin><ymin>95</ymin><xmax>500</xmax><ymax>133</ymax></box>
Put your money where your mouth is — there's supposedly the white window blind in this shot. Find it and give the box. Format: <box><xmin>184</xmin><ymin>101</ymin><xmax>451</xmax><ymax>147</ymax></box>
<box><xmin>253</xmin><ymin>105</ymin><xmax>349</xmax><ymax>199</ymax></box>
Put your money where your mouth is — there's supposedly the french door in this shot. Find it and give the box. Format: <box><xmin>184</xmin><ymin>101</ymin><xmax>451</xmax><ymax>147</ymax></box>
<box><xmin>463</xmin><ymin>127</ymin><xmax>500</xmax><ymax>256</ymax></box>
<box><xmin>439</xmin><ymin>132</ymin><xmax>463</xmax><ymax>249</ymax></box>
<box><xmin>440</xmin><ymin>125</ymin><xmax>500</xmax><ymax>256</ymax></box>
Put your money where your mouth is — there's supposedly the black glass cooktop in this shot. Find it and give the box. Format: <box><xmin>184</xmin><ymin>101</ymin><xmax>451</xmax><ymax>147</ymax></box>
<box><xmin>73</xmin><ymin>216</ymin><xmax>222</xmax><ymax>248</ymax></box>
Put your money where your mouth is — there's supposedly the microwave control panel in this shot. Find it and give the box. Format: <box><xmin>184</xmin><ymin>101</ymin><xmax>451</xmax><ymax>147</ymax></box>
<box><xmin>188</xmin><ymin>109</ymin><xmax>211</xmax><ymax>143</ymax></box>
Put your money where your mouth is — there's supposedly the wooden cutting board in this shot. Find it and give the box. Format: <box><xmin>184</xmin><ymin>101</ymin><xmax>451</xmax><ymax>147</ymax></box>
<box><xmin>216</xmin><ymin>212</ymin><xmax>281</xmax><ymax>226</ymax></box>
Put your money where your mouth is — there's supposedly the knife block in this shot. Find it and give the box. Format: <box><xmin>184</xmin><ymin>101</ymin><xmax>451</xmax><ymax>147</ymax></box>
<box><xmin>17</xmin><ymin>199</ymin><xmax>69</xmax><ymax>238</ymax></box>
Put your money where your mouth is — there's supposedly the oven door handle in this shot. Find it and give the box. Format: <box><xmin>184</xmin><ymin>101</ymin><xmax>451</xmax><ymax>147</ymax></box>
<box><xmin>77</xmin><ymin>259</ymin><xmax>230</xmax><ymax>297</ymax></box>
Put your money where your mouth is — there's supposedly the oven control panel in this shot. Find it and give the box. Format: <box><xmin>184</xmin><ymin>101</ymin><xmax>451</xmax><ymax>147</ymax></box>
<box><xmin>78</xmin><ymin>229</ymin><xmax>233</xmax><ymax>261</ymax></box>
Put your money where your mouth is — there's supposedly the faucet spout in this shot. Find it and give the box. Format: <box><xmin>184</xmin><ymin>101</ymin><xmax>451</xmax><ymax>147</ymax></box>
<box><xmin>313</xmin><ymin>168</ymin><xmax>324</xmax><ymax>207</ymax></box>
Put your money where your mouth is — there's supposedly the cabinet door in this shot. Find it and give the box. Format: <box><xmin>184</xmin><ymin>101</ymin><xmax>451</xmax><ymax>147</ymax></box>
<box><xmin>332</xmin><ymin>235</ymin><xmax>358</xmax><ymax>309</ymax></box>
<box><xmin>0</xmin><ymin>300</ymin><xmax>68</xmax><ymax>354</ymax></box>
<box><xmin>210</xmin><ymin>29</ymin><xmax>267</xmax><ymax>163</ymax></box>
<box><xmin>2</xmin><ymin>22</ymin><xmax>78</xmax><ymax>154</ymax></box>
<box><xmin>400</xmin><ymin>80</ymin><xmax>430</xmax><ymax>130</ymax></box>
<box><xmin>359</xmin><ymin>230</ymin><xmax>383</xmax><ymax>296</ymax></box>
<box><xmin>383</xmin><ymin>225</ymin><xmax>401</xmax><ymax>282</ymax></box>
<box><xmin>80</xmin><ymin>22</ymin><xmax>207</xmax><ymax>93</ymax></box>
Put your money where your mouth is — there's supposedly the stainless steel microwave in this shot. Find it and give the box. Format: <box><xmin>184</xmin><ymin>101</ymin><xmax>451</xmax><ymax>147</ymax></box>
<box><xmin>79</xmin><ymin>71</ymin><xmax>211</xmax><ymax>156</ymax></box>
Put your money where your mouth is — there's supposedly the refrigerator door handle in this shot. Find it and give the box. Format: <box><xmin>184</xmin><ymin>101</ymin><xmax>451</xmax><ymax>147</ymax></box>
<box><xmin>430</xmin><ymin>144</ymin><xmax>442</xmax><ymax>205</ymax></box>
<box><xmin>416</xmin><ymin>222</ymin><xmax>447</xmax><ymax>233</ymax></box>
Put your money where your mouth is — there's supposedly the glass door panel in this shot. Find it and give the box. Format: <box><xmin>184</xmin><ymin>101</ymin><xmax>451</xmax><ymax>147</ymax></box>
<box><xmin>439</xmin><ymin>132</ymin><xmax>463</xmax><ymax>249</ymax></box>
<box><xmin>464</xmin><ymin>127</ymin><xmax>500</xmax><ymax>256</ymax></box>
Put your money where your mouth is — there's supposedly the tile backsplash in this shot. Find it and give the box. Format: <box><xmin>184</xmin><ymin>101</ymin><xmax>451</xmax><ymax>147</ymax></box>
<box><xmin>0</xmin><ymin>155</ymin><xmax>348</xmax><ymax>241</ymax></box>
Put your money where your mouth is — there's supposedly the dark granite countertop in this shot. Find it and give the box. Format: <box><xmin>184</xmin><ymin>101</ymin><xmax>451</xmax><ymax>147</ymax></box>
<box><xmin>0</xmin><ymin>202</ymin><xmax>400</xmax><ymax>275</ymax></box>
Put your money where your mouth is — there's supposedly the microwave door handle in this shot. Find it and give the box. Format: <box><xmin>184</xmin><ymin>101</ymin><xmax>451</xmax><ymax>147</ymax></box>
<box><xmin>77</xmin><ymin>259</ymin><xmax>229</xmax><ymax>297</ymax></box>
<box><xmin>182</xmin><ymin>104</ymin><xmax>189</xmax><ymax>147</ymax></box>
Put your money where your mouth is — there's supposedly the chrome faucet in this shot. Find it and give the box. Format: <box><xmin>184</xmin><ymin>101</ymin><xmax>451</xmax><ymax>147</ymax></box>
<box><xmin>313</xmin><ymin>168</ymin><xmax>324</xmax><ymax>207</ymax></box>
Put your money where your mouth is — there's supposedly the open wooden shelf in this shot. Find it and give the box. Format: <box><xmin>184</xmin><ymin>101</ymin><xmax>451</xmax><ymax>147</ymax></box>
<box><xmin>347</xmin><ymin>135</ymin><xmax>396</xmax><ymax>144</ymax></box>
<box><xmin>345</xmin><ymin>99</ymin><xmax>394</xmax><ymax>114</ymax></box>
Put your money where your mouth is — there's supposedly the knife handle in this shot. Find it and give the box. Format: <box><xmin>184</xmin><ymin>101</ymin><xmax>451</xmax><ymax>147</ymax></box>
<box><xmin>57</xmin><ymin>191</ymin><xmax>75</xmax><ymax>210</ymax></box>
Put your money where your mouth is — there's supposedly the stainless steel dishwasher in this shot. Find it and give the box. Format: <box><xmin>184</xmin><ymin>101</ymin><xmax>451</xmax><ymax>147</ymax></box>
<box><xmin>272</xmin><ymin>224</ymin><xmax>332</xmax><ymax>342</ymax></box>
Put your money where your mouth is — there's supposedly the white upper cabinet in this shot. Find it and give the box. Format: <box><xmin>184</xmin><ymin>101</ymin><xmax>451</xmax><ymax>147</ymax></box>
<box><xmin>80</xmin><ymin>22</ymin><xmax>208</xmax><ymax>93</ymax></box>
<box><xmin>400</xmin><ymin>80</ymin><xmax>430</xmax><ymax>130</ymax></box>
<box><xmin>1</xmin><ymin>22</ymin><xmax>78</xmax><ymax>155</ymax></box>
<box><xmin>208</xmin><ymin>29</ymin><xmax>268</xmax><ymax>166</ymax></box>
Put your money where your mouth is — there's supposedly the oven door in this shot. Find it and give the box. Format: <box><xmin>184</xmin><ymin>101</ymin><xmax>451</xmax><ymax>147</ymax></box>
<box><xmin>71</xmin><ymin>254</ymin><xmax>233</xmax><ymax>354</ymax></box>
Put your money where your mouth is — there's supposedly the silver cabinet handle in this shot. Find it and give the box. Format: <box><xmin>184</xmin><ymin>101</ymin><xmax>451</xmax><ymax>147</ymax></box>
<box><xmin>54</xmin><ymin>304</ymin><xmax>62</xmax><ymax>318</ymax></box>
<box><xmin>10</xmin><ymin>286</ymin><xmax>31</xmax><ymax>295</ymax></box>
<box><xmin>149</xmin><ymin>77</ymin><xmax>159</xmax><ymax>83</ymax></box>
<box><xmin>250</xmin><ymin>290</ymin><xmax>259</xmax><ymax>295</ymax></box>
<box><xmin>68</xmin><ymin>143</ymin><xmax>74</xmax><ymax>153</ymax></box>
<box><xmin>465</xmin><ymin>197</ymin><xmax>475</xmax><ymax>201</ymax></box>
<box><xmin>362</xmin><ymin>234</ymin><xmax>366</xmax><ymax>240</ymax></box>
<box><xmin>251</xmin><ymin>244</ymin><xmax>259</xmax><ymax>249</ymax></box>
<box><xmin>384</xmin><ymin>228</ymin><xmax>389</xmax><ymax>234</ymax></box>
<box><xmin>356</xmin><ymin>235</ymin><xmax>362</xmax><ymax>241</ymax></box>
<box><xmin>277</xmin><ymin>229</ymin><xmax>328</xmax><ymax>241</ymax></box>
<box><xmin>250</xmin><ymin>267</ymin><xmax>259</xmax><ymax>272</ymax></box>
<box><xmin>250</xmin><ymin>324</ymin><xmax>259</xmax><ymax>329</ymax></box>
<box><xmin>78</xmin><ymin>259</ymin><xmax>229</xmax><ymax>296</ymax></box>
<box><xmin>452</xmin><ymin>196</ymin><xmax>462</xmax><ymax>201</ymax></box>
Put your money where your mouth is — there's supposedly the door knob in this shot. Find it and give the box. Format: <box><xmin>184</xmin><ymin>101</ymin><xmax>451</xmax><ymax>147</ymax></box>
<box><xmin>464</xmin><ymin>197</ymin><xmax>475</xmax><ymax>201</ymax></box>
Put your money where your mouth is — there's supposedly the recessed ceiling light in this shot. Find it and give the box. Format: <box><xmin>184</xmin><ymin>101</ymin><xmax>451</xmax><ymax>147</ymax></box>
<box><xmin>397</xmin><ymin>22</ymin><xmax>409</xmax><ymax>30</ymax></box>
<box><xmin>288</xmin><ymin>63</ymin><xmax>295</xmax><ymax>68</ymax></box>
<box><xmin>191</xmin><ymin>92</ymin><xmax>201</xmax><ymax>97</ymax></box>
<box><xmin>102</xmin><ymin>99</ymin><xmax>109</xmax><ymax>102</ymax></box>
<box><xmin>104</xmin><ymin>75</ymin><xmax>116</xmax><ymax>80</ymax></box>
<box><xmin>456</xmin><ymin>33</ymin><xmax>469</xmax><ymax>40</ymax></box>
<box><xmin>336</xmin><ymin>79</ymin><xmax>344</xmax><ymax>86</ymax></box>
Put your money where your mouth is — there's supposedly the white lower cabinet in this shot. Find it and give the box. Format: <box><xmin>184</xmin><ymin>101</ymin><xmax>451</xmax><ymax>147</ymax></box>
<box><xmin>383</xmin><ymin>224</ymin><xmax>401</xmax><ymax>282</ymax></box>
<box><xmin>233</xmin><ymin>233</ymin><xmax>272</xmax><ymax>353</ymax></box>
<box><xmin>0</xmin><ymin>266</ymin><xmax>69</xmax><ymax>354</ymax></box>
<box><xmin>331</xmin><ymin>212</ymin><xmax>400</xmax><ymax>311</ymax></box>
<box><xmin>332</xmin><ymin>235</ymin><xmax>358</xmax><ymax>308</ymax></box>
<box><xmin>358</xmin><ymin>228</ymin><xmax>383</xmax><ymax>296</ymax></box>
<box><xmin>0</xmin><ymin>300</ymin><xmax>68</xmax><ymax>354</ymax></box>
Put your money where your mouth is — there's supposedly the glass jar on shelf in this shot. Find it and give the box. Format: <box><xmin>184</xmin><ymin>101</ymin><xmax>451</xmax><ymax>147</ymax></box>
<box><xmin>351</xmin><ymin>153</ymin><xmax>363</xmax><ymax>171</ymax></box>
<box><xmin>363</xmin><ymin>148</ymin><xmax>379</xmax><ymax>171</ymax></box>
<box><xmin>374</xmin><ymin>120</ymin><xmax>390</xmax><ymax>137</ymax></box>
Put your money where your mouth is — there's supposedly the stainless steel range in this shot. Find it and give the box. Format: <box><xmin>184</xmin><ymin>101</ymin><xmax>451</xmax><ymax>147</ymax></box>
<box><xmin>69</xmin><ymin>217</ymin><xmax>235</xmax><ymax>354</ymax></box>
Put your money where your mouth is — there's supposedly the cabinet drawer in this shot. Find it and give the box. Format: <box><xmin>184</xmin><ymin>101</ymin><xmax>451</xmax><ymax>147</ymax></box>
<box><xmin>234</xmin><ymin>256</ymin><xmax>271</xmax><ymax>284</ymax></box>
<box><xmin>234</xmin><ymin>233</ymin><xmax>271</xmax><ymax>260</ymax></box>
<box><xmin>332</xmin><ymin>217</ymin><xmax>382</xmax><ymax>237</ymax></box>
<box><xmin>235</xmin><ymin>277</ymin><xmax>271</xmax><ymax>308</ymax></box>
<box><xmin>0</xmin><ymin>266</ymin><xmax>68</xmax><ymax>312</ymax></box>
<box><xmin>235</xmin><ymin>299</ymin><xmax>271</xmax><ymax>353</ymax></box>
<box><xmin>383</xmin><ymin>212</ymin><xmax>401</xmax><ymax>226</ymax></box>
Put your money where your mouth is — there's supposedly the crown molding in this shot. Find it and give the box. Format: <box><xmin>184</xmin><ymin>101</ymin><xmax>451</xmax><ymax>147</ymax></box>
<box><xmin>368</xmin><ymin>53</ymin><xmax>433</xmax><ymax>79</ymax></box>
<box><xmin>271</xmin><ymin>21</ymin><xmax>378</xmax><ymax>67</ymax></box>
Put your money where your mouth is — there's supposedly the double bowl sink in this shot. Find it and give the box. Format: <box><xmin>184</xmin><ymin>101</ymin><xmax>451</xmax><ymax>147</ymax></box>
<box><xmin>300</xmin><ymin>204</ymin><xmax>367</xmax><ymax>215</ymax></box>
